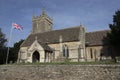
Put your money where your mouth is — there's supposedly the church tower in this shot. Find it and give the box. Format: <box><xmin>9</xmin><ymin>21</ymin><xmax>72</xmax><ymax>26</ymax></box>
<box><xmin>32</xmin><ymin>10</ymin><xmax>53</xmax><ymax>34</ymax></box>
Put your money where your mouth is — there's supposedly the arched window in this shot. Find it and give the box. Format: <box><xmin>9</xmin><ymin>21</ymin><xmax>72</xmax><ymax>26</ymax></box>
<box><xmin>90</xmin><ymin>48</ymin><xmax>93</xmax><ymax>59</ymax></box>
<box><xmin>63</xmin><ymin>44</ymin><xmax>69</xmax><ymax>58</ymax></box>
<box><xmin>94</xmin><ymin>49</ymin><xmax>97</xmax><ymax>61</ymax></box>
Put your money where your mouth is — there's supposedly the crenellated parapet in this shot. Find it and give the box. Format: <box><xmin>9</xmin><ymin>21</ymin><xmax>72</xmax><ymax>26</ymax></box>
<box><xmin>32</xmin><ymin>10</ymin><xmax>53</xmax><ymax>34</ymax></box>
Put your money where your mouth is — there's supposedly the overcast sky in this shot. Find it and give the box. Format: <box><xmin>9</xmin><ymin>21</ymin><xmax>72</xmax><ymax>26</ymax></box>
<box><xmin>0</xmin><ymin>0</ymin><xmax>120</xmax><ymax>46</ymax></box>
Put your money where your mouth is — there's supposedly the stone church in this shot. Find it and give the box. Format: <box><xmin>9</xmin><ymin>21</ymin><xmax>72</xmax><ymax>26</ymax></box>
<box><xmin>17</xmin><ymin>10</ymin><xmax>111</xmax><ymax>63</ymax></box>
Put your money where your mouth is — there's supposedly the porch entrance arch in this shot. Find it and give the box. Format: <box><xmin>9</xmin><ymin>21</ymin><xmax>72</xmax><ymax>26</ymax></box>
<box><xmin>32</xmin><ymin>51</ymin><xmax>40</xmax><ymax>62</ymax></box>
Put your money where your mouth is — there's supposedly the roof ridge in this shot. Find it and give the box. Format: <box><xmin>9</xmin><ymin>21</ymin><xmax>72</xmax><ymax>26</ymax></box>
<box><xmin>32</xmin><ymin>26</ymin><xmax>81</xmax><ymax>35</ymax></box>
<box><xmin>54</xmin><ymin>26</ymin><xmax>81</xmax><ymax>30</ymax></box>
<box><xmin>86</xmin><ymin>29</ymin><xmax>110</xmax><ymax>33</ymax></box>
<box><xmin>52</xmin><ymin>26</ymin><xmax>81</xmax><ymax>32</ymax></box>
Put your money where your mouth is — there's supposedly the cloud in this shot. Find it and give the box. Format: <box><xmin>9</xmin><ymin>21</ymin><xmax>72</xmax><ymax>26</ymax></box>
<box><xmin>0</xmin><ymin>0</ymin><xmax>120</xmax><ymax>46</ymax></box>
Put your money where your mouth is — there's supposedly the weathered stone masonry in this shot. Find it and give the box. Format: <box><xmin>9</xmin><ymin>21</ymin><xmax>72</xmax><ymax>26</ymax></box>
<box><xmin>0</xmin><ymin>65</ymin><xmax>120</xmax><ymax>80</ymax></box>
<box><xmin>18</xmin><ymin>9</ymin><xmax>112</xmax><ymax>63</ymax></box>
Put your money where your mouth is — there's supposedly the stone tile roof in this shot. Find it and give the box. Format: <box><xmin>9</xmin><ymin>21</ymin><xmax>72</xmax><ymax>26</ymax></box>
<box><xmin>86</xmin><ymin>30</ymin><xmax>110</xmax><ymax>46</ymax></box>
<box><xmin>21</xmin><ymin>27</ymin><xmax>110</xmax><ymax>48</ymax></box>
<box><xmin>38</xmin><ymin>41</ymin><xmax>53</xmax><ymax>51</ymax></box>
<box><xmin>21</xmin><ymin>26</ymin><xmax>81</xmax><ymax>47</ymax></box>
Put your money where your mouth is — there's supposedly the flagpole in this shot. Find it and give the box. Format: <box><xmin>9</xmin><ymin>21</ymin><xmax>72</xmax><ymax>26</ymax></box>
<box><xmin>6</xmin><ymin>26</ymin><xmax>13</xmax><ymax>64</ymax></box>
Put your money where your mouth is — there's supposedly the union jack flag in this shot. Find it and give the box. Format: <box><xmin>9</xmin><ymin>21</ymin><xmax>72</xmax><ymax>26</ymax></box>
<box><xmin>12</xmin><ymin>23</ymin><xmax>23</xmax><ymax>31</ymax></box>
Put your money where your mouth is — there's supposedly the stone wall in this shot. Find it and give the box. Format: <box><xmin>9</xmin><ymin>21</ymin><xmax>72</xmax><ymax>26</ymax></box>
<box><xmin>49</xmin><ymin>41</ymin><xmax>82</xmax><ymax>61</ymax></box>
<box><xmin>86</xmin><ymin>46</ymin><xmax>111</xmax><ymax>61</ymax></box>
<box><xmin>0</xmin><ymin>65</ymin><xmax>120</xmax><ymax>80</ymax></box>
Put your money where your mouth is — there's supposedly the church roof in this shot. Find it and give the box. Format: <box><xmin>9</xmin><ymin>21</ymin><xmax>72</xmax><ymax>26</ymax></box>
<box><xmin>21</xmin><ymin>27</ymin><xmax>110</xmax><ymax>47</ymax></box>
<box><xmin>86</xmin><ymin>30</ymin><xmax>110</xmax><ymax>46</ymax></box>
<box><xmin>38</xmin><ymin>41</ymin><xmax>53</xmax><ymax>51</ymax></box>
<box><xmin>21</xmin><ymin>26</ymin><xmax>81</xmax><ymax>47</ymax></box>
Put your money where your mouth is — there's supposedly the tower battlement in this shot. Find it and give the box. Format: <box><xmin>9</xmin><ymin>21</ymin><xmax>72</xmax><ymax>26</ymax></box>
<box><xmin>32</xmin><ymin>10</ymin><xmax>53</xmax><ymax>34</ymax></box>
